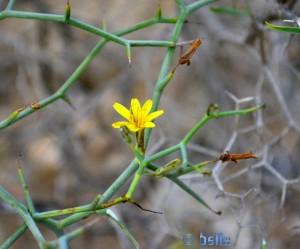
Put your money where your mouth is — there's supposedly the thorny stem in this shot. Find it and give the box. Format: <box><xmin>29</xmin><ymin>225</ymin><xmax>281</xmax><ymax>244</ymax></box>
<box><xmin>144</xmin><ymin>104</ymin><xmax>264</xmax><ymax>164</ymax></box>
<box><xmin>0</xmin><ymin>11</ymin><xmax>177</xmax><ymax>130</ymax></box>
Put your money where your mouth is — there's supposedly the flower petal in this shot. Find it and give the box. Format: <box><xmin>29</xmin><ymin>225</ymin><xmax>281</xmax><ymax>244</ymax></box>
<box><xmin>130</xmin><ymin>98</ymin><xmax>141</xmax><ymax>119</ymax></box>
<box><xmin>145</xmin><ymin>110</ymin><xmax>164</xmax><ymax>122</ymax></box>
<box><xmin>112</xmin><ymin>121</ymin><xmax>130</xmax><ymax>128</ymax></box>
<box><xmin>131</xmin><ymin>98</ymin><xmax>141</xmax><ymax>108</ymax></box>
<box><xmin>113</xmin><ymin>103</ymin><xmax>131</xmax><ymax>121</ymax></box>
<box><xmin>142</xmin><ymin>99</ymin><xmax>152</xmax><ymax>116</ymax></box>
<box><xmin>144</xmin><ymin>122</ymin><xmax>155</xmax><ymax>128</ymax></box>
<box><xmin>126</xmin><ymin>123</ymin><xmax>140</xmax><ymax>132</ymax></box>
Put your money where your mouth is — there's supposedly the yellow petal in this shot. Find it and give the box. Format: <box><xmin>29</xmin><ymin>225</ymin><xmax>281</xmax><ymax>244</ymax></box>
<box><xmin>142</xmin><ymin>99</ymin><xmax>152</xmax><ymax>116</ymax></box>
<box><xmin>145</xmin><ymin>110</ymin><xmax>164</xmax><ymax>122</ymax></box>
<box><xmin>144</xmin><ymin>122</ymin><xmax>155</xmax><ymax>128</ymax></box>
<box><xmin>131</xmin><ymin>98</ymin><xmax>141</xmax><ymax>108</ymax></box>
<box><xmin>126</xmin><ymin>123</ymin><xmax>140</xmax><ymax>132</ymax></box>
<box><xmin>130</xmin><ymin>98</ymin><xmax>141</xmax><ymax>118</ymax></box>
<box><xmin>112</xmin><ymin>121</ymin><xmax>130</xmax><ymax>128</ymax></box>
<box><xmin>113</xmin><ymin>103</ymin><xmax>131</xmax><ymax>121</ymax></box>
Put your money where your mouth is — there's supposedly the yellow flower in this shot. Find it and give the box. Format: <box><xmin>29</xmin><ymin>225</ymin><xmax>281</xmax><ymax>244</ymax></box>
<box><xmin>112</xmin><ymin>98</ymin><xmax>164</xmax><ymax>132</ymax></box>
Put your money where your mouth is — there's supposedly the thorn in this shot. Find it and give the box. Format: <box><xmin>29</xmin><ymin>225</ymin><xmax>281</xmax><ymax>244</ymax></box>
<box><xmin>65</xmin><ymin>0</ymin><xmax>71</xmax><ymax>22</ymax></box>
<box><xmin>126</xmin><ymin>44</ymin><xmax>132</xmax><ymax>68</ymax></box>
<box><xmin>101</xmin><ymin>11</ymin><xmax>107</xmax><ymax>31</ymax></box>
<box><xmin>62</xmin><ymin>95</ymin><xmax>76</xmax><ymax>110</ymax></box>
<box><xmin>16</xmin><ymin>159</ymin><xmax>21</xmax><ymax>170</ymax></box>
<box><xmin>156</xmin><ymin>0</ymin><xmax>162</xmax><ymax>20</ymax></box>
<box><xmin>128</xmin><ymin>56</ymin><xmax>132</xmax><ymax>68</ymax></box>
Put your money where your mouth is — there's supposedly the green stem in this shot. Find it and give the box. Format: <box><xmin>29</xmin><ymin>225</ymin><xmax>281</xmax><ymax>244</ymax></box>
<box><xmin>99</xmin><ymin>161</ymin><xmax>139</xmax><ymax>203</ymax></box>
<box><xmin>33</xmin><ymin>204</ymin><xmax>92</xmax><ymax>219</ymax></box>
<box><xmin>182</xmin><ymin>104</ymin><xmax>264</xmax><ymax>145</ymax></box>
<box><xmin>144</xmin><ymin>0</ymin><xmax>218</xmax><ymax>148</ymax></box>
<box><xmin>38</xmin><ymin>219</ymin><xmax>66</xmax><ymax>238</ymax></box>
<box><xmin>115</xmin><ymin>18</ymin><xmax>177</xmax><ymax>36</ymax></box>
<box><xmin>170</xmin><ymin>177</ymin><xmax>221</xmax><ymax>215</ymax></box>
<box><xmin>128</xmin><ymin>40</ymin><xmax>175</xmax><ymax>47</ymax></box>
<box><xmin>0</xmin><ymin>11</ymin><xmax>176</xmax><ymax>48</ymax></box>
<box><xmin>57</xmin><ymin>41</ymin><xmax>106</xmax><ymax>95</ymax></box>
<box><xmin>126</xmin><ymin>166</ymin><xmax>144</xmax><ymax>198</ymax></box>
<box><xmin>0</xmin><ymin>37</ymin><xmax>105</xmax><ymax>130</ymax></box>
<box><xmin>0</xmin><ymin>10</ymin><xmax>64</xmax><ymax>21</ymax></box>
<box><xmin>145</xmin><ymin>163</ymin><xmax>220</xmax><ymax>214</ymax></box>
<box><xmin>46</xmin><ymin>218</ymin><xmax>101</xmax><ymax>249</ymax></box>
<box><xmin>1</xmin><ymin>223</ymin><xmax>28</xmax><ymax>249</ymax></box>
<box><xmin>180</xmin><ymin>143</ymin><xmax>189</xmax><ymax>165</ymax></box>
<box><xmin>175</xmin><ymin>0</ymin><xmax>186</xmax><ymax>8</ymax></box>
<box><xmin>145</xmin><ymin>105</ymin><xmax>264</xmax><ymax>164</ymax></box>
<box><xmin>171</xmin><ymin>161</ymin><xmax>213</xmax><ymax>178</ymax></box>
<box><xmin>34</xmin><ymin>195</ymin><xmax>124</xmax><ymax>219</ymax></box>
<box><xmin>5</xmin><ymin>0</ymin><xmax>16</xmax><ymax>10</ymax></box>
<box><xmin>182</xmin><ymin>115</ymin><xmax>211</xmax><ymax>145</ymax></box>
<box><xmin>0</xmin><ymin>186</ymin><xmax>46</xmax><ymax>248</ymax></box>
<box><xmin>0</xmin><ymin>13</ymin><xmax>178</xmax><ymax>131</ymax></box>
<box><xmin>144</xmin><ymin>7</ymin><xmax>188</xmax><ymax>147</ymax></box>
<box><xmin>187</xmin><ymin>0</ymin><xmax>218</xmax><ymax>13</ymax></box>
<box><xmin>57</xmin><ymin>211</ymin><xmax>96</xmax><ymax>229</ymax></box>
<box><xmin>18</xmin><ymin>166</ymin><xmax>35</xmax><ymax>214</ymax></box>
<box><xmin>126</xmin><ymin>148</ymin><xmax>145</xmax><ymax>198</ymax></box>
<box><xmin>144</xmin><ymin>144</ymin><xmax>180</xmax><ymax>164</ymax></box>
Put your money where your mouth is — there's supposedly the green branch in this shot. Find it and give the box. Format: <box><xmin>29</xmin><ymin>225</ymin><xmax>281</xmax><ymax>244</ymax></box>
<box><xmin>145</xmin><ymin>104</ymin><xmax>264</xmax><ymax>163</ymax></box>
<box><xmin>265</xmin><ymin>21</ymin><xmax>300</xmax><ymax>35</ymax></box>
<box><xmin>1</xmin><ymin>223</ymin><xmax>28</xmax><ymax>248</ymax></box>
<box><xmin>5</xmin><ymin>0</ymin><xmax>17</xmax><ymax>10</ymax></box>
<box><xmin>188</xmin><ymin>0</ymin><xmax>219</xmax><ymax>13</ymax></box>
<box><xmin>0</xmin><ymin>186</ymin><xmax>46</xmax><ymax>248</ymax></box>
<box><xmin>0</xmin><ymin>12</ymin><xmax>177</xmax><ymax>131</ymax></box>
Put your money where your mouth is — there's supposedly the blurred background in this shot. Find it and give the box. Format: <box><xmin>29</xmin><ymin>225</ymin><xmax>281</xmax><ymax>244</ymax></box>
<box><xmin>0</xmin><ymin>0</ymin><xmax>300</xmax><ymax>248</ymax></box>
